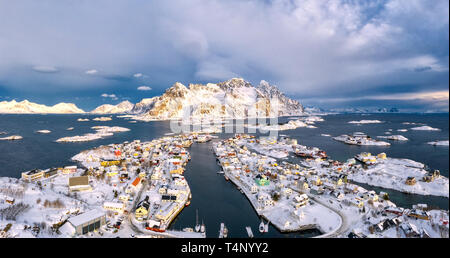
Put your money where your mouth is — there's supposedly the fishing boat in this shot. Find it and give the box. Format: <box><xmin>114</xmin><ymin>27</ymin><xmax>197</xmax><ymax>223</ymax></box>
<box><xmin>246</xmin><ymin>226</ymin><xmax>254</xmax><ymax>238</ymax></box>
<box><xmin>223</xmin><ymin>224</ymin><xmax>228</xmax><ymax>238</ymax></box>
<box><xmin>259</xmin><ymin>219</ymin><xmax>265</xmax><ymax>233</ymax></box>
<box><xmin>195</xmin><ymin>209</ymin><xmax>201</xmax><ymax>232</ymax></box>
<box><xmin>200</xmin><ymin>220</ymin><xmax>205</xmax><ymax>233</ymax></box>
<box><xmin>219</xmin><ymin>223</ymin><xmax>225</xmax><ymax>238</ymax></box>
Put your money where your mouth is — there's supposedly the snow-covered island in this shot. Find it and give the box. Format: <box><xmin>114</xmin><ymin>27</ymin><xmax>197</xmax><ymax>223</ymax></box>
<box><xmin>0</xmin><ymin>135</ymin><xmax>23</xmax><ymax>141</ymax></box>
<box><xmin>377</xmin><ymin>135</ymin><xmax>409</xmax><ymax>141</ymax></box>
<box><xmin>348</xmin><ymin>153</ymin><xmax>449</xmax><ymax>197</ymax></box>
<box><xmin>427</xmin><ymin>140</ymin><xmax>449</xmax><ymax>146</ymax></box>
<box><xmin>246</xmin><ymin>116</ymin><xmax>323</xmax><ymax>132</ymax></box>
<box><xmin>36</xmin><ymin>130</ymin><xmax>51</xmax><ymax>134</ymax></box>
<box><xmin>348</xmin><ymin>120</ymin><xmax>384</xmax><ymax>124</ymax></box>
<box><xmin>56</xmin><ymin>126</ymin><xmax>130</xmax><ymax>143</ymax></box>
<box><xmin>213</xmin><ymin>134</ymin><xmax>449</xmax><ymax>238</ymax></box>
<box><xmin>0</xmin><ymin>135</ymin><xmax>207</xmax><ymax>238</ymax></box>
<box><xmin>333</xmin><ymin>133</ymin><xmax>390</xmax><ymax>146</ymax></box>
<box><xmin>93</xmin><ymin>117</ymin><xmax>112</xmax><ymax>122</ymax></box>
<box><xmin>411</xmin><ymin>126</ymin><xmax>441</xmax><ymax>131</ymax></box>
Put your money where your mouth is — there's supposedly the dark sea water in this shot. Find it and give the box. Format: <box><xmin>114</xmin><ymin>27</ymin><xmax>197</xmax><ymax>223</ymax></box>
<box><xmin>0</xmin><ymin>113</ymin><xmax>448</xmax><ymax>237</ymax></box>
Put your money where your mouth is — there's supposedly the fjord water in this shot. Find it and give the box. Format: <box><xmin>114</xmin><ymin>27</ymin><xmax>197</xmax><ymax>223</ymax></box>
<box><xmin>0</xmin><ymin>113</ymin><xmax>448</xmax><ymax>237</ymax></box>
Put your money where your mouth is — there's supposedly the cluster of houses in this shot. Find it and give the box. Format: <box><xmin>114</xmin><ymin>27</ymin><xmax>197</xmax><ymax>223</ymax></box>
<box><xmin>213</xmin><ymin>134</ymin><xmax>317</xmax><ymax>213</ymax></box>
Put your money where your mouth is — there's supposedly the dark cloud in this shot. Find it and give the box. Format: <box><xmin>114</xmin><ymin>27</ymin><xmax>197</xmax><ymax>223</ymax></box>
<box><xmin>0</xmin><ymin>0</ymin><xmax>447</xmax><ymax>111</ymax></box>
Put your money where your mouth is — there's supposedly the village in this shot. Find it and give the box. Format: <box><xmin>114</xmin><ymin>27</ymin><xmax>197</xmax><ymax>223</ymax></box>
<box><xmin>213</xmin><ymin>134</ymin><xmax>449</xmax><ymax>238</ymax></box>
<box><xmin>0</xmin><ymin>129</ymin><xmax>449</xmax><ymax>238</ymax></box>
<box><xmin>0</xmin><ymin>133</ymin><xmax>213</xmax><ymax>238</ymax></box>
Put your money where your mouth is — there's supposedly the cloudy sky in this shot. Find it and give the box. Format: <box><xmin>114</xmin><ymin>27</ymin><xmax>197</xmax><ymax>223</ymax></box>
<box><xmin>0</xmin><ymin>0</ymin><xmax>448</xmax><ymax>112</ymax></box>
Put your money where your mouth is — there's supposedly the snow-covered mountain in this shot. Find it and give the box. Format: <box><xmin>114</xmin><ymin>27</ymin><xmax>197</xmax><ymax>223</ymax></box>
<box><xmin>0</xmin><ymin>100</ymin><xmax>85</xmax><ymax>114</ymax></box>
<box><xmin>91</xmin><ymin>101</ymin><xmax>134</xmax><ymax>114</ymax></box>
<box><xmin>130</xmin><ymin>97</ymin><xmax>159</xmax><ymax>114</ymax></box>
<box><xmin>132</xmin><ymin>78</ymin><xmax>304</xmax><ymax>120</ymax></box>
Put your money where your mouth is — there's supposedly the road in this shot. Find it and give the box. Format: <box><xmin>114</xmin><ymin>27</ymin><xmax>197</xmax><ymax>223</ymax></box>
<box><xmin>288</xmin><ymin>186</ymin><xmax>349</xmax><ymax>238</ymax></box>
<box><xmin>309</xmin><ymin>195</ymin><xmax>349</xmax><ymax>238</ymax></box>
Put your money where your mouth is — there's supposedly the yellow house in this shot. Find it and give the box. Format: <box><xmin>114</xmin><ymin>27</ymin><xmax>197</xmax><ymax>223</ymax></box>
<box><xmin>301</xmin><ymin>182</ymin><xmax>309</xmax><ymax>190</ymax></box>
<box><xmin>333</xmin><ymin>178</ymin><xmax>343</xmax><ymax>186</ymax></box>
<box><xmin>352</xmin><ymin>199</ymin><xmax>364</xmax><ymax>208</ymax></box>
<box><xmin>139</xmin><ymin>171</ymin><xmax>146</xmax><ymax>178</ymax></box>
<box><xmin>310</xmin><ymin>176</ymin><xmax>322</xmax><ymax>186</ymax></box>
<box><xmin>21</xmin><ymin>169</ymin><xmax>44</xmax><ymax>182</ymax></box>
<box><xmin>107</xmin><ymin>171</ymin><xmax>118</xmax><ymax>177</ymax></box>
<box><xmin>377</xmin><ymin>153</ymin><xmax>387</xmax><ymax>159</ymax></box>
<box><xmin>170</xmin><ymin>167</ymin><xmax>184</xmax><ymax>175</ymax></box>
<box><xmin>101</xmin><ymin>160</ymin><xmax>121</xmax><ymax>167</ymax></box>
<box><xmin>135</xmin><ymin>205</ymin><xmax>149</xmax><ymax>219</ymax></box>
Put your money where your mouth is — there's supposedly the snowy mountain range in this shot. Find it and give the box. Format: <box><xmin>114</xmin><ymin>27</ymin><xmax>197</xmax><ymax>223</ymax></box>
<box><xmin>91</xmin><ymin>100</ymin><xmax>134</xmax><ymax>114</ymax></box>
<box><xmin>0</xmin><ymin>100</ymin><xmax>85</xmax><ymax>114</ymax></box>
<box><xmin>0</xmin><ymin>78</ymin><xmax>304</xmax><ymax>118</ymax></box>
<box><xmin>127</xmin><ymin>78</ymin><xmax>304</xmax><ymax>120</ymax></box>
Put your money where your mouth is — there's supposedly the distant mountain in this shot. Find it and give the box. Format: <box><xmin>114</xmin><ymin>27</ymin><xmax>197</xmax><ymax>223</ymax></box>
<box><xmin>328</xmin><ymin>107</ymin><xmax>400</xmax><ymax>114</ymax></box>
<box><xmin>131</xmin><ymin>78</ymin><xmax>304</xmax><ymax>120</ymax></box>
<box><xmin>0</xmin><ymin>100</ymin><xmax>85</xmax><ymax>114</ymax></box>
<box><xmin>91</xmin><ymin>100</ymin><xmax>134</xmax><ymax>114</ymax></box>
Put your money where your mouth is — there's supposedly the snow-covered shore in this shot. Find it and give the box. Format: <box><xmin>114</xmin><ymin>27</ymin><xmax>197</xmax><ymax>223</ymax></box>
<box><xmin>348</xmin><ymin>158</ymin><xmax>449</xmax><ymax>198</ymax></box>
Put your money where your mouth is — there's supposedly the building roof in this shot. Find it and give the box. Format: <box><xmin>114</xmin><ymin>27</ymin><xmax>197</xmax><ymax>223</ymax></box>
<box><xmin>69</xmin><ymin>176</ymin><xmax>89</xmax><ymax>187</ymax></box>
<box><xmin>103</xmin><ymin>202</ymin><xmax>125</xmax><ymax>209</ymax></box>
<box><xmin>131</xmin><ymin>177</ymin><xmax>141</xmax><ymax>187</ymax></box>
<box><xmin>68</xmin><ymin>209</ymin><xmax>105</xmax><ymax>227</ymax></box>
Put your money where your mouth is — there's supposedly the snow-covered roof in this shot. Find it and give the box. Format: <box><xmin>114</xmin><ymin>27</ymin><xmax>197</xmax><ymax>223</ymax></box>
<box><xmin>68</xmin><ymin>209</ymin><xmax>105</xmax><ymax>227</ymax></box>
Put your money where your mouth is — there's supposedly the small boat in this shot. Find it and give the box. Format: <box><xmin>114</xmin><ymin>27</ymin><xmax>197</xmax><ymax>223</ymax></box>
<box><xmin>240</xmin><ymin>189</ymin><xmax>244</xmax><ymax>194</ymax></box>
<box><xmin>219</xmin><ymin>222</ymin><xmax>228</xmax><ymax>238</ymax></box>
<box><xmin>224</xmin><ymin>176</ymin><xmax>229</xmax><ymax>181</ymax></box>
<box><xmin>246</xmin><ymin>226</ymin><xmax>254</xmax><ymax>238</ymax></box>
<box><xmin>217</xmin><ymin>171</ymin><xmax>224</xmax><ymax>174</ymax></box>
<box><xmin>219</xmin><ymin>223</ymin><xmax>225</xmax><ymax>238</ymax></box>
<box><xmin>223</xmin><ymin>224</ymin><xmax>228</xmax><ymax>238</ymax></box>
<box><xmin>185</xmin><ymin>200</ymin><xmax>191</xmax><ymax>207</ymax></box>
<box><xmin>264</xmin><ymin>220</ymin><xmax>269</xmax><ymax>233</ymax></box>
<box><xmin>259</xmin><ymin>219</ymin><xmax>265</xmax><ymax>233</ymax></box>
<box><xmin>200</xmin><ymin>220</ymin><xmax>205</xmax><ymax>233</ymax></box>
<box><xmin>195</xmin><ymin>209</ymin><xmax>201</xmax><ymax>232</ymax></box>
